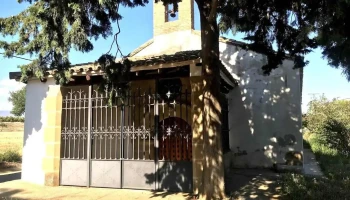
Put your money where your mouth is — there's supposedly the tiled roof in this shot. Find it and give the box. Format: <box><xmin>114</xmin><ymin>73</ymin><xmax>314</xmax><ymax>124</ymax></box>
<box><xmin>8</xmin><ymin>50</ymin><xmax>203</xmax><ymax>80</ymax></box>
<box><xmin>128</xmin><ymin>50</ymin><xmax>201</xmax><ymax>67</ymax></box>
<box><xmin>59</xmin><ymin>50</ymin><xmax>202</xmax><ymax>74</ymax></box>
<box><xmin>9</xmin><ymin>49</ymin><xmax>238</xmax><ymax>88</ymax></box>
<box><xmin>128</xmin><ymin>39</ymin><xmax>154</xmax><ymax>57</ymax></box>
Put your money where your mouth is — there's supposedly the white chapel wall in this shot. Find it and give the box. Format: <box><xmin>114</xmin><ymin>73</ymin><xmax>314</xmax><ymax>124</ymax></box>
<box><xmin>22</xmin><ymin>79</ymin><xmax>56</xmax><ymax>184</ymax></box>
<box><xmin>219</xmin><ymin>43</ymin><xmax>303</xmax><ymax>168</ymax></box>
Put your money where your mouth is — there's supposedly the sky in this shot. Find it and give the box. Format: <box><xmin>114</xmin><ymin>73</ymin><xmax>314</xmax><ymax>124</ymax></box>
<box><xmin>0</xmin><ymin>0</ymin><xmax>349</xmax><ymax>114</ymax></box>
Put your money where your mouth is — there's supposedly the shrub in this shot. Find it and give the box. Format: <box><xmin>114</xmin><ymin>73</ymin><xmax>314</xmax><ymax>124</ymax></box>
<box><xmin>0</xmin><ymin>116</ymin><xmax>24</xmax><ymax>122</ymax></box>
<box><xmin>281</xmin><ymin>173</ymin><xmax>350</xmax><ymax>200</ymax></box>
<box><xmin>319</xmin><ymin>119</ymin><xmax>350</xmax><ymax>156</ymax></box>
<box><xmin>282</xmin><ymin>138</ymin><xmax>350</xmax><ymax>200</ymax></box>
<box><xmin>306</xmin><ymin>96</ymin><xmax>350</xmax><ymax>133</ymax></box>
<box><xmin>306</xmin><ymin>96</ymin><xmax>350</xmax><ymax>156</ymax></box>
<box><xmin>0</xmin><ymin>149</ymin><xmax>22</xmax><ymax>163</ymax></box>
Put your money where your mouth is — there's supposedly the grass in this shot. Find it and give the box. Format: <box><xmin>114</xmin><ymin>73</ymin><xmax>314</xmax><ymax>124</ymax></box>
<box><xmin>0</xmin><ymin>122</ymin><xmax>23</xmax><ymax>174</ymax></box>
<box><xmin>0</xmin><ymin>132</ymin><xmax>23</xmax><ymax>154</ymax></box>
<box><xmin>0</xmin><ymin>122</ymin><xmax>24</xmax><ymax>155</ymax></box>
<box><xmin>281</xmin><ymin>137</ymin><xmax>350</xmax><ymax>200</ymax></box>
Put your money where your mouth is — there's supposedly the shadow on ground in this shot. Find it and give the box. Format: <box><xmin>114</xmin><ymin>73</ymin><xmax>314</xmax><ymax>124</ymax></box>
<box><xmin>225</xmin><ymin>169</ymin><xmax>283</xmax><ymax>200</ymax></box>
<box><xmin>148</xmin><ymin>191</ymin><xmax>193</xmax><ymax>199</ymax></box>
<box><xmin>0</xmin><ymin>170</ymin><xmax>284</xmax><ymax>200</ymax></box>
<box><xmin>0</xmin><ymin>172</ymin><xmax>21</xmax><ymax>183</ymax></box>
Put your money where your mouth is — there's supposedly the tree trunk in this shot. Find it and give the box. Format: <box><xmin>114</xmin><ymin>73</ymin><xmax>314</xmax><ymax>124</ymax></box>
<box><xmin>195</xmin><ymin>0</ymin><xmax>225</xmax><ymax>199</ymax></box>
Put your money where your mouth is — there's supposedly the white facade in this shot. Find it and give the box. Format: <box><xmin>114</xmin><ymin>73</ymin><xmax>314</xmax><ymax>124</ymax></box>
<box><xmin>22</xmin><ymin>79</ymin><xmax>57</xmax><ymax>184</ymax></box>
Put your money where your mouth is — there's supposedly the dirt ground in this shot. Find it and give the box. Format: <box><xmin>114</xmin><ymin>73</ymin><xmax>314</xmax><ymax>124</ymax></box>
<box><xmin>0</xmin><ymin>122</ymin><xmax>24</xmax><ymax>132</ymax></box>
<box><xmin>225</xmin><ymin>169</ymin><xmax>283</xmax><ymax>200</ymax></box>
<box><xmin>0</xmin><ymin>180</ymin><xmax>193</xmax><ymax>200</ymax></box>
<box><xmin>0</xmin><ymin>169</ymin><xmax>283</xmax><ymax>200</ymax></box>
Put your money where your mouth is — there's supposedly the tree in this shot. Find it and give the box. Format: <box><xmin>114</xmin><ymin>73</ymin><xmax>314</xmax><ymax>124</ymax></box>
<box><xmin>1</xmin><ymin>0</ymin><xmax>350</xmax><ymax>198</ymax></box>
<box><xmin>8</xmin><ymin>87</ymin><xmax>26</xmax><ymax>117</ymax></box>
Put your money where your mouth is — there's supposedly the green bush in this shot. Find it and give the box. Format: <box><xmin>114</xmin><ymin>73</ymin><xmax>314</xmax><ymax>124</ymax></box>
<box><xmin>305</xmin><ymin>96</ymin><xmax>350</xmax><ymax>156</ymax></box>
<box><xmin>283</xmin><ymin>97</ymin><xmax>350</xmax><ymax>199</ymax></box>
<box><xmin>0</xmin><ymin>149</ymin><xmax>22</xmax><ymax>163</ymax></box>
<box><xmin>306</xmin><ymin>96</ymin><xmax>350</xmax><ymax>133</ymax></box>
<box><xmin>282</xmin><ymin>138</ymin><xmax>350</xmax><ymax>199</ymax></box>
<box><xmin>281</xmin><ymin>173</ymin><xmax>350</xmax><ymax>200</ymax></box>
<box><xmin>0</xmin><ymin>116</ymin><xmax>24</xmax><ymax>122</ymax></box>
<box><xmin>320</xmin><ymin>119</ymin><xmax>350</xmax><ymax>156</ymax></box>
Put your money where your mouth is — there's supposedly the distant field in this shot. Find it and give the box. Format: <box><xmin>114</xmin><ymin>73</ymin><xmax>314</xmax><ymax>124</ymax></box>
<box><xmin>0</xmin><ymin>122</ymin><xmax>24</xmax><ymax>154</ymax></box>
<box><xmin>0</xmin><ymin>122</ymin><xmax>24</xmax><ymax>132</ymax></box>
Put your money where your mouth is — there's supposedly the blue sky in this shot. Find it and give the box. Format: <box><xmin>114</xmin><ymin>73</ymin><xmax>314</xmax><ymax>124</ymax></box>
<box><xmin>0</xmin><ymin>0</ymin><xmax>349</xmax><ymax>113</ymax></box>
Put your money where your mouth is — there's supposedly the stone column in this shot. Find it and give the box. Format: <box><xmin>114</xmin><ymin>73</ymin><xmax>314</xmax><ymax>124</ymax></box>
<box><xmin>190</xmin><ymin>75</ymin><xmax>225</xmax><ymax>199</ymax></box>
<box><xmin>190</xmin><ymin>76</ymin><xmax>205</xmax><ymax>196</ymax></box>
<box><xmin>42</xmin><ymin>85</ymin><xmax>62</xmax><ymax>186</ymax></box>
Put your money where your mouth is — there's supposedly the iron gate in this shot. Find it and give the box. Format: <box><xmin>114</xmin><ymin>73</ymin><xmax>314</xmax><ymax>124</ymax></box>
<box><xmin>60</xmin><ymin>81</ymin><xmax>193</xmax><ymax>192</ymax></box>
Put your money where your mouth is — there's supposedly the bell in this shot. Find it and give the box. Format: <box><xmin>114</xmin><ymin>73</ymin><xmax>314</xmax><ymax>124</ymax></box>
<box><xmin>170</xmin><ymin>10</ymin><xmax>176</xmax><ymax>18</ymax></box>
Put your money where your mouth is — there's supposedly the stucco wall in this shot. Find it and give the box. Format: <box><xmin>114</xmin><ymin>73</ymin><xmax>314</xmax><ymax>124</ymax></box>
<box><xmin>219</xmin><ymin>44</ymin><xmax>303</xmax><ymax>168</ymax></box>
<box><xmin>133</xmin><ymin>30</ymin><xmax>201</xmax><ymax>57</ymax></box>
<box><xmin>22</xmin><ymin>79</ymin><xmax>56</xmax><ymax>184</ymax></box>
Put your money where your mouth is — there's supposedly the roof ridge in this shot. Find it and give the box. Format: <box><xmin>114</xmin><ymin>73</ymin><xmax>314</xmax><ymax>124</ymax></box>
<box><xmin>127</xmin><ymin>39</ymin><xmax>154</xmax><ymax>57</ymax></box>
<box><xmin>191</xmin><ymin>30</ymin><xmax>249</xmax><ymax>47</ymax></box>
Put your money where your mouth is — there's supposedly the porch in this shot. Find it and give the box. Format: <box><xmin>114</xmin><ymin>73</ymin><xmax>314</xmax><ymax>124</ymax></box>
<box><xmin>11</xmin><ymin>50</ymin><xmax>237</xmax><ymax>194</ymax></box>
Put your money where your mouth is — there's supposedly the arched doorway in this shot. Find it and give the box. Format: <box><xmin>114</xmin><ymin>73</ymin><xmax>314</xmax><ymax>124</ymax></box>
<box><xmin>158</xmin><ymin>117</ymin><xmax>192</xmax><ymax>161</ymax></box>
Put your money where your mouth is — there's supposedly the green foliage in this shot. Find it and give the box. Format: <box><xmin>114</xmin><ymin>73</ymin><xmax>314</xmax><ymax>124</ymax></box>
<box><xmin>282</xmin><ymin>138</ymin><xmax>350</xmax><ymax>200</ymax></box>
<box><xmin>1</xmin><ymin>0</ymin><xmax>350</xmax><ymax>100</ymax></box>
<box><xmin>305</xmin><ymin>95</ymin><xmax>350</xmax><ymax>155</ymax></box>
<box><xmin>0</xmin><ymin>149</ymin><xmax>22</xmax><ymax>163</ymax></box>
<box><xmin>281</xmin><ymin>173</ymin><xmax>350</xmax><ymax>200</ymax></box>
<box><xmin>306</xmin><ymin>96</ymin><xmax>350</xmax><ymax>133</ymax></box>
<box><xmin>321</xmin><ymin>119</ymin><xmax>350</xmax><ymax>156</ymax></box>
<box><xmin>97</xmin><ymin>54</ymin><xmax>131</xmax><ymax>105</ymax></box>
<box><xmin>218</xmin><ymin>0</ymin><xmax>350</xmax><ymax>79</ymax></box>
<box><xmin>0</xmin><ymin>116</ymin><xmax>25</xmax><ymax>122</ymax></box>
<box><xmin>283</xmin><ymin>98</ymin><xmax>350</xmax><ymax>199</ymax></box>
<box><xmin>8</xmin><ymin>87</ymin><xmax>26</xmax><ymax>117</ymax></box>
<box><xmin>0</xmin><ymin>0</ymin><xmax>148</xmax><ymax>85</ymax></box>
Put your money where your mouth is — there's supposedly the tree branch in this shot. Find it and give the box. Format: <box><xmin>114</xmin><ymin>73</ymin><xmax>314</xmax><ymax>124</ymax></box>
<box><xmin>208</xmin><ymin>0</ymin><xmax>218</xmax><ymax>23</ymax></box>
<box><xmin>0</xmin><ymin>52</ymin><xmax>33</xmax><ymax>61</ymax></box>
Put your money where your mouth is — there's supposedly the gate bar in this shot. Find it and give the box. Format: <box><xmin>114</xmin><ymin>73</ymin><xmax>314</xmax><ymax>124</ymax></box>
<box><xmin>154</xmin><ymin>79</ymin><xmax>159</xmax><ymax>190</ymax></box>
<box><xmin>120</xmin><ymin>105</ymin><xmax>125</xmax><ymax>188</ymax></box>
<box><xmin>87</xmin><ymin>84</ymin><xmax>92</xmax><ymax>187</ymax></box>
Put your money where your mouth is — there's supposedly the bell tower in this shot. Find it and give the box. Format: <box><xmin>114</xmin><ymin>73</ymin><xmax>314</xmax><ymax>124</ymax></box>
<box><xmin>153</xmin><ymin>0</ymin><xmax>194</xmax><ymax>36</ymax></box>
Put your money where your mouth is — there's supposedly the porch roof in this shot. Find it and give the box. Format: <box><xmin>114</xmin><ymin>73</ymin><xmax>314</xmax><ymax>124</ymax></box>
<box><xmin>9</xmin><ymin>50</ymin><xmax>238</xmax><ymax>88</ymax></box>
<box><xmin>57</xmin><ymin>50</ymin><xmax>202</xmax><ymax>75</ymax></box>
